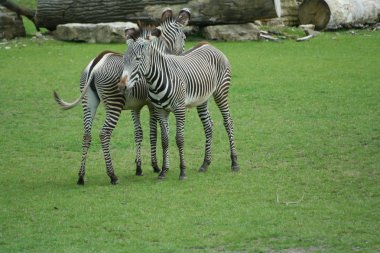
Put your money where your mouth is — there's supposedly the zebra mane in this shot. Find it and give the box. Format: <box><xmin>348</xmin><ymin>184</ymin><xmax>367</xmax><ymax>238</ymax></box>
<box><xmin>150</xmin><ymin>35</ymin><xmax>170</xmax><ymax>55</ymax></box>
<box><xmin>137</xmin><ymin>21</ymin><xmax>156</xmax><ymax>40</ymax></box>
<box><xmin>160</xmin><ymin>16</ymin><xmax>180</xmax><ymax>31</ymax></box>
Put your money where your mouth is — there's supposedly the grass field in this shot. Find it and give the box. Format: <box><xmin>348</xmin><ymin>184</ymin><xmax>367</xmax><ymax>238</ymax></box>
<box><xmin>1</xmin><ymin>21</ymin><xmax>380</xmax><ymax>252</ymax></box>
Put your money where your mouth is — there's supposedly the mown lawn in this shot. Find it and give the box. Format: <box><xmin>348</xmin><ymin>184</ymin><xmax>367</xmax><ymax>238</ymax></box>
<box><xmin>0</xmin><ymin>28</ymin><xmax>379</xmax><ymax>252</ymax></box>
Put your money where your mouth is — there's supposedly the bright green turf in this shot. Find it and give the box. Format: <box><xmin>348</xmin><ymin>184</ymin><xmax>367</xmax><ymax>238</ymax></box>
<box><xmin>0</xmin><ymin>26</ymin><xmax>379</xmax><ymax>252</ymax></box>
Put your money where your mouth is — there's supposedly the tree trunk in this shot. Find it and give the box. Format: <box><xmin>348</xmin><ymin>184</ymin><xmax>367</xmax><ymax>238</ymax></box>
<box><xmin>36</xmin><ymin>0</ymin><xmax>281</xmax><ymax>31</ymax></box>
<box><xmin>299</xmin><ymin>0</ymin><xmax>380</xmax><ymax>30</ymax></box>
<box><xmin>0</xmin><ymin>6</ymin><xmax>26</xmax><ymax>39</ymax></box>
<box><xmin>280</xmin><ymin>0</ymin><xmax>300</xmax><ymax>26</ymax></box>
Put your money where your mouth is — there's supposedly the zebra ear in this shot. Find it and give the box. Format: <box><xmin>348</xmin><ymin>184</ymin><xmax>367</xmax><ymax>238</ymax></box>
<box><xmin>151</xmin><ymin>27</ymin><xmax>162</xmax><ymax>38</ymax></box>
<box><xmin>177</xmin><ymin>8</ymin><xmax>191</xmax><ymax>26</ymax></box>
<box><xmin>125</xmin><ymin>28</ymin><xmax>140</xmax><ymax>41</ymax></box>
<box><xmin>161</xmin><ymin>7</ymin><xmax>173</xmax><ymax>22</ymax></box>
<box><xmin>125</xmin><ymin>22</ymin><xmax>140</xmax><ymax>40</ymax></box>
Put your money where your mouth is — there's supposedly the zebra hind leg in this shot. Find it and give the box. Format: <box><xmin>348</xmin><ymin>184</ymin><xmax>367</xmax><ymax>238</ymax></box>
<box><xmin>214</xmin><ymin>94</ymin><xmax>240</xmax><ymax>172</ymax></box>
<box><xmin>78</xmin><ymin>89</ymin><xmax>99</xmax><ymax>185</ymax></box>
<box><xmin>99</xmin><ymin>85</ymin><xmax>125</xmax><ymax>184</ymax></box>
<box><xmin>197</xmin><ymin>102</ymin><xmax>213</xmax><ymax>172</ymax></box>
<box><xmin>100</xmin><ymin>126</ymin><xmax>119</xmax><ymax>184</ymax></box>
<box><xmin>78</xmin><ymin>130</ymin><xmax>91</xmax><ymax>185</ymax></box>
<box><xmin>99</xmin><ymin>105</ymin><xmax>123</xmax><ymax>184</ymax></box>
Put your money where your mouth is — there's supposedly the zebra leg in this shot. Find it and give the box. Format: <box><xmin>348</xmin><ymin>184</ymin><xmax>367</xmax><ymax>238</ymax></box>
<box><xmin>148</xmin><ymin>105</ymin><xmax>160</xmax><ymax>173</ymax></box>
<box><xmin>78</xmin><ymin>89</ymin><xmax>99</xmax><ymax>185</ymax></box>
<box><xmin>214</xmin><ymin>95</ymin><xmax>240</xmax><ymax>172</ymax></box>
<box><xmin>99</xmin><ymin>108</ymin><xmax>122</xmax><ymax>185</ymax></box>
<box><xmin>197</xmin><ymin>102</ymin><xmax>213</xmax><ymax>172</ymax></box>
<box><xmin>174</xmin><ymin>108</ymin><xmax>187</xmax><ymax>180</ymax></box>
<box><xmin>157</xmin><ymin>110</ymin><xmax>170</xmax><ymax>179</ymax></box>
<box><xmin>131</xmin><ymin>109</ymin><xmax>144</xmax><ymax>176</ymax></box>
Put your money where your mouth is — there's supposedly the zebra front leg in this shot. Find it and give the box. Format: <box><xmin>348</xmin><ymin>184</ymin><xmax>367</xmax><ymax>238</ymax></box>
<box><xmin>197</xmin><ymin>102</ymin><xmax>213</xmax><ymax>172</ymax></box>
<box><xmin>157</xmin><ymin>110</ymin><xmax>170</xmax><ymax>179</ymax></box>
<box><xmin>148</xmin><ymin>105</ymin><xmax>160</xmax><ymax>173</ymax></box>
<box><xmin>131</xmin><ymin>109</ymin><xmax>144</xmax><ymax>176</ymax></box>
<box><xmin>174</xmin><ymin>108</ymin><xmax>187</xmax><ymax>180</ymax></box>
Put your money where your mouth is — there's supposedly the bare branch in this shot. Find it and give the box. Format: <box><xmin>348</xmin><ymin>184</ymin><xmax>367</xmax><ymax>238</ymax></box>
<box><xmin>276</xmin><ymin>190</ymin><xmax>305</xmax><ymax>206</ymax></box>
<box><xmin>296</xmin><ymin>34</ymin><xmax>314</xmax><ymax>42</ymax></box>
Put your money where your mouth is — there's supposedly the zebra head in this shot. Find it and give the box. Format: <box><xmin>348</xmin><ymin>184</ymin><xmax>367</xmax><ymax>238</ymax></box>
<box><xmin>120</xmin><ymin>8</ymin><xmax>191</xmax><ymax>90</ymax></box>
<box><xmin>119</xmin><ymin>25</ymin><xmax>153</xmax><ymax>91</ymax></box>
<box><xmin>159</xmin><ymin>7</ymin><xmax>191</xmax><ymax>55</ymax></box>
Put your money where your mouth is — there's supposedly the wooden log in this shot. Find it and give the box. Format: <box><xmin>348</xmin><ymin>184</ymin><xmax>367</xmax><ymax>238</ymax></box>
<box><xmin>299</xmin><ymin>0</ymin><xmax>380</xmax><ymax>30</ymax></box>
<box><xmin>279</xmin><ymin>0</ymin><xmax>300</xmax><ymax>26</ymax></box>
<box><xmin>35</xmin><ymin>0</ymin><xmax>282</xmax><ymax>31</ymax></box>
<box><xmin>0</xmin><ymin>0</ymin><xmax>39</xmax><ymax>30</ymax></box>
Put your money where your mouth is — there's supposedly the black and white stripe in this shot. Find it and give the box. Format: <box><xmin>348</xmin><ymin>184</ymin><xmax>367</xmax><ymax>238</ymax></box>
<box><xmin>53</xmin><ymin>9</ymin><xmax>189</xmax><ymax>185</ymax></box>
<box><xmin>127</xmin><ymin>19</ymin><xmax>240</xmax><ymax>180</ymax></box>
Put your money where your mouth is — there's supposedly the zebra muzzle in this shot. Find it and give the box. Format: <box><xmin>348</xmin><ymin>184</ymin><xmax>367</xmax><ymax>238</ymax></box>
<box><xmin>117</xmin><ymin>76</ymin><xmax>128</xmax><ymax>92</ymax></box>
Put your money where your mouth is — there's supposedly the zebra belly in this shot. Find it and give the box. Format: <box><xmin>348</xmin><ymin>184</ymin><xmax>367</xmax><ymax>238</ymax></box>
<box><xmin>123</xmin><ymin>96</ymin><xmax>146</xmax><ymax>110</ymax></box>
<box><xmin>185</xmin><ymin>94</ymin><xmax>212</xmax><ymax>108</ymax></box>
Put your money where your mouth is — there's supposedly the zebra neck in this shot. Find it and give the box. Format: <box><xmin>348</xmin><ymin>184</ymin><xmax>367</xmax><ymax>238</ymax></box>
<box><xmin>146</xmin><ymin>39</ymin><xmax>170</xmax><ymax>90</ymax></box>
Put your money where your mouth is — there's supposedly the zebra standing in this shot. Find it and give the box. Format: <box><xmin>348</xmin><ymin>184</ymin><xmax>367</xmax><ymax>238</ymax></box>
<box><xmin>53</xmin><ymin>8</ymin><xmax>190</xmax><ymax>185</ymax></box>
<box><xmin>121</xmin><ymin>20</ymin><xmax>240</xmax><ymax>180</ymax></box>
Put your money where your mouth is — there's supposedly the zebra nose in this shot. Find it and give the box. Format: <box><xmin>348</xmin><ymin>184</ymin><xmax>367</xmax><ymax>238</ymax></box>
<box><xmin>117</xmin><ymin>75</ymin><xmax>128</xmax><ymax>92</ymax></box>
<box><xmin>120</xmin><ymin>75</ymin><xmax>128</xmax><ymax>86</ymax></box>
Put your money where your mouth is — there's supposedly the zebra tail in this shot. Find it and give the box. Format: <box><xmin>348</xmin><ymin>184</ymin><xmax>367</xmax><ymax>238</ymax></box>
<box><xmin>53</xmin><ymin>51</ymin><xmax>114</xmax><ymax>110</ymax></box>
<box><xmin>53</xmin><ymin>71</ymin><xmax>94</xmax><ymax>110</ymax></box>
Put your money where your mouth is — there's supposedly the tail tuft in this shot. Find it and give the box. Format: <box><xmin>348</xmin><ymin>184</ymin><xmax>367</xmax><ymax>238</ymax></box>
<box><xmin>53</xmin><ymin>90</ymin><xmax>80</xmax><ymax>110</ymax></box>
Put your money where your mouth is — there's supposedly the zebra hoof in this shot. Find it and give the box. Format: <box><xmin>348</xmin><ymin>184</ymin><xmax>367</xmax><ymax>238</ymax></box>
<box><xmin>158</xmin><ymin>171</ymin><xmax>167</xmax><ymax>180</ymax></box>
<box><xmin>231</xmin><ymin>164</ymin><xmax>240</xmax><ymax>172</ymax></box>
<box><xmin>153</xmin><ymin>165</ymin><xmax>161</xmax><ymax>174</ymax></box>
<box><xmin>179</xmin><ymin>175</ymin><xmax>187</xmax><ymax>180</ymax></box>
<box><xmin>198</xmin><ymin>167</ymin><xmax>207</xmax><ymax>172</ymax></box>
<box><xmin>135</xmin><ymin>170</ymin><xmax>144</xmax><ymax>176</ymax></box>
<box><xmin>199</xmin><ymin>160</ymin><xmax>210</xmax><ymax>172</ymax></box>
<box><xmin>110</xmin><ymin>175</ymin><xmax>119</xmax><ymax>185</ymax></box>
<box><xmin>77</xmin><ymin>177</ymin><xmax>85</xmax><ymax>185</ymax></box>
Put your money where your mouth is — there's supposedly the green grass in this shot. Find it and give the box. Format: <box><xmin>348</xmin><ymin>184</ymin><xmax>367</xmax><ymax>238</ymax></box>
<box><xmin>0</xmin><ymin>30</ymin><xmax>379</xmax><ymax>252</ymax></box>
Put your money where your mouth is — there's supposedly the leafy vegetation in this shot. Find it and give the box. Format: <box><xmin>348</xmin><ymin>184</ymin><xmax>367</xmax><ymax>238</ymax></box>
<box><xmin>0</xmin><ymin>24</ymin><xmax>379</xmax><ymax>252</ymax></box>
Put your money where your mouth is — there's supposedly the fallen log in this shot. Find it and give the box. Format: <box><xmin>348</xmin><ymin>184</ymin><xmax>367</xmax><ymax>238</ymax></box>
<box><xmin>299</xmin><ymin>0</ymin><xmax>380</xmax><ymax>30</ymax></box>
<box><xmin>35</xmin><ymin>0</ymin><xmax>282</xmax><ymax>31</ymax></box>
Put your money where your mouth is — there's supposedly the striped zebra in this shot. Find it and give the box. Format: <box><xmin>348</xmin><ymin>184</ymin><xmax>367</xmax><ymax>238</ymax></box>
<box><xmin>53</xmin><ymin>8</ymin><xmax>190</xmax><ymax>185</ymax></box>
<box><xmin>121</xmin><ymin>21</ymin><xmax>240</xmax><ymax>180</ymax></box>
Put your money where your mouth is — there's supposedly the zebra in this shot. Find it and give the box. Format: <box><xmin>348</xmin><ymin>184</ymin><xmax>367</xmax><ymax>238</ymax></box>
<box><xmin>121</xmin><ymin>20</ymin><xmax>240</xmax><ymax>180</ymax></box>
<box><xmin>53</xmin><ymin>8</ymin><xmax>190</xmax><ymax>185</ymax></box>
